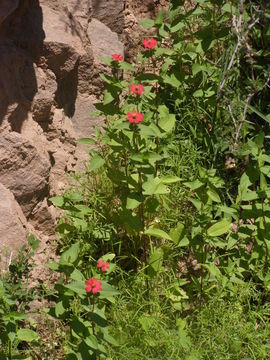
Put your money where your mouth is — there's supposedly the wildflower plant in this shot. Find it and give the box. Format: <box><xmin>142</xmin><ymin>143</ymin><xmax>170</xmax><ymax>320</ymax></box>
<box><xmin>48</xmin><ymin>246</ymin><xmax>118</xmax><ymax>359</ymax></box>
<box><xmin>82</xmin><ymin>20</ymin><xmax>181</xmax><ymax>281</ymax></box>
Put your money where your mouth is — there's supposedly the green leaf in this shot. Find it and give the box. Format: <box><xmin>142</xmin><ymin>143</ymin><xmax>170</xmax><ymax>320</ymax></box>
<box><xmin>145</xmin><ymin>228</ymin><xmax>172</xmax><ymax>241</ymax></box>
<box><xmin>170</xmin><ymin>222</ymin><xmax>185</xmax><ymax>244</ymax></box>
<box><xmin>70</xmin><ymin>269</ymin><xmax>85</xmax><ymax>281</ymax></box>
<box><xmin>50</xmin><ymin>196</ymin><xmax>65</xmax><ymax>208</ymax></box>
<box><xmin>160</xmin><ymin>176</ymin><xmax>181</xmax><ymax>184</ymax></box>
<box><xmin>60</xmin><ymin>243</ymin><xmax>80</xmax><ymax>265</ymax></box>
<box><xmin>77</xmin><ymin>138</ymin><xmax>95</xmax><ymax>145</ymax></box>
<box><xmin>65</xmin><ymin>281</ymin><xmax>86</xmax><ymax>296</ymax></box>
<box><xmin>119</xmin><ymin>62</ymin><xmax>136</xmax><ymax>72</ymax></box>
<box><xmin>155</xmin><ymin>9</ymin><xmax>164</xmax><ymax>25</ymax></box>
<box><xmin>158</xmin><ymin>114</ymin><xmax>175</xmax><ymax>133</ymax></box>
<box><xmin>143</xmin><ymin>177</ymin><xmax>170</xmax><ymax>195</ymax></box>
<box><xmin>55</xmin><ymin>301</ymin><xmax>66</xmax><ymax>317</ymax></box>
<box><xmin>103</xmin><ymin>90</ymin><xmax>115</xmax><ymax>105</ymax></box>
<box><xmin>28</xmin><ymin>234</ymin><xmax>40</xmax><ymax>251</ymax></box>
<box><xmin>139</xmin><ymin>18</ymin><xmax>155</xmax><ymax>29</ymax></box>
<box><xmin>207</xmin><ymin>220</ymin><xmax>231</xmax><ymax>237</ymax></box>
<box><xmin>17</xmin><ymin>329</ymin><xmax>39</xmax><ymax>342</ymax></box>
<box><xmin>126</xmin><ymin>193</ymin><xmax>143</xmax><ymax>210</ymax></box>
<box><xmin>88</xmin><ymin>154</ymin><xmax>105</xmax><ymax>172</ymax></box>
<box><xmin>207</xmin><ymin>188</ymin><xmax>221</xmax><ymax>202</ymax></box>
<box><xmin>149</xmin><ymin>248</ymin><xmax>163</xmax><ymax>275</ymax></box>
<box><xmin>89</xmin><ymin>309</ymin><xmax>107</xmax><ymax>328</ymax></box>
<box><xmin>99</xmin><ymin>281</ymin><xmax>119</xmax><ymax>299</ymax></box>
<box><xmin>84</xmin><ymin>335</ymin><xmax>99</xmax><ymax>350</ymax></box>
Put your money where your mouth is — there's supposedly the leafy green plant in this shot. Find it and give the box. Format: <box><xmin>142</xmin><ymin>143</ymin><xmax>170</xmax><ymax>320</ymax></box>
<box><xmin>48</xmin><ymin>243</ymin><xmax>119</xmax><ymax>359</ymax></box>
<box><xmin>0</xmin><ymin>236</ymin><xmax>40</xmax><ymax>359</ymax></box>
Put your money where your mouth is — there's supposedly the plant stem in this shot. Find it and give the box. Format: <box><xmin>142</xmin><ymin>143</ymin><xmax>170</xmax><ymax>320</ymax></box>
<box><xmin>261</xmin><ymin>200</ymin><xmax>269</xmax><ymax>268</ymax></box>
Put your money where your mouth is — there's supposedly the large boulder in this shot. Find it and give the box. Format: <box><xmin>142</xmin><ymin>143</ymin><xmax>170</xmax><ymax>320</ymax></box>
<box><xmin>92</xmin><ymin>0</ymin><xmax>124</xmax><ymax>34</ymax></box>
<box><xmin>0</xmin><ymin>0</ymin><xmax>19</xmax><ymax>26</ymax></box>
<box><xmin>0</xmin><ymin>183</ymin><xmax>28</xmax><ymax>258</ymax></box>
<box><xmin>71</xmin><ymin>96</ymin><xmax>100</xmax><ymax>138</ymax></box>
<box><xmin>87</xmin><ymin>19</ymin><xmax>124</xmax><ymax>63</ymax></box>
<box><xmin>0</xmin><ymin>132</ymin><xmax>51</xmax><ymax>217</ymax></box>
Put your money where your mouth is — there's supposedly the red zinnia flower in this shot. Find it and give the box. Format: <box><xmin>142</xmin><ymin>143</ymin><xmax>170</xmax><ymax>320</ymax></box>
<box><xmin>85</xmin><ymin>277</ymin><xmax>102</xmax><ymax>294</ymax></box>
<box><xmin>142</xmin><ymin>38</ymin><xmax>158</xmax><ymax>49</ymax></box>
<box><xmin>112</xmin><ymin>53</ymin><xmax>123</xmax><ymax>62</ymax></box>
<box><xmin>97</xmin><ymin>260</ymin><xmax>110</xmax><ymax>273</ymax></box>
<box><xmin>126</xmin><ymin>110</ymin><xmax>144</xmax><ymax>124</ymax></box>
<box><xmin>130</xmin><ymin>84</ymin><xmax>145</xmax><ymax>96</ymax></box>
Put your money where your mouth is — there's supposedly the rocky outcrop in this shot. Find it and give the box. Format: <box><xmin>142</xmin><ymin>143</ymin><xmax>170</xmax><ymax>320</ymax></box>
<box><xmin>0</xmin><ymin>131</ymin><xmax>51</xmax><ymax>217</ymax></box>
<box><xmin>0</xmin><ymin>0</ymin><xmax>168</xmax><ymax>262</ymax></box>
<box><xmin>0</xmin><ymin>183</ymin><xmax>28</xmax><ymax>257</ymax></box>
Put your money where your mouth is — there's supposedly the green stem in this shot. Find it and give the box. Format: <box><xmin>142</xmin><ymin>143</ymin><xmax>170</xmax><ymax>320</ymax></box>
<box><xmin>261</xmin><ymin>200</ymin><xmax>269</xmax><ymax>268</ymax></box>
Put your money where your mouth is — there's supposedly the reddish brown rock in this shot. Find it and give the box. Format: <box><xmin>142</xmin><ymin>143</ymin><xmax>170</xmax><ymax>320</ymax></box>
<box><xmin>0</xmin><ymin>132</ymin><xmax>51</xmax><ymax>217</ymax></box>
<box><xmin>0</xmin><ymin>182</ymin><xmax>28</xmax><ymax>257</ymax></box>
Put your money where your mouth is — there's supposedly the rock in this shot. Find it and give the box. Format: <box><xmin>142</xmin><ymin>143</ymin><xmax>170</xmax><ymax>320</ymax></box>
<box><xmin>92</xmin><ymin>0</ymin><xmax>124</xmax><ymax>34</ymax></box>
<box><xmin>87</xmin><ymin>19</ymin><xmax>124</xmax><ymax>62</ymax></box>
<box><xmin>0</xmin><ymin>0</ymin><xmax>19</xmax><ymax>26</ymax></box>
<box><xmin>32</xmin><ymin>67</ymin><xmax>57</xmax><ymax>124</ymax></box>
<box><xmin>0</xmin><ymin>132</ymin><xmax>51</xmax><ymax>217</ymax></box>
<box><xmin>29</xmin><ymin>198</ymin><xmax>56</xmax><ymax>236</ymax></box>
<box><xmin>0</xmin><ymin>183</ymin><xmax>28</xmax><ymax>258</ymax></box>
<box><xmin>71</xmin><ymin>96</ymin><xmax>101</xmax><ymax>137</ymax></box>
<box><xmin>0</xmin><ymin>42</ymin><xmax>37</xmax><ymax>105</ymax></box>
<box><xmin>42</xmin><ymin>4</ymin><xmax>85</xmax><ymax>56</ymax></box>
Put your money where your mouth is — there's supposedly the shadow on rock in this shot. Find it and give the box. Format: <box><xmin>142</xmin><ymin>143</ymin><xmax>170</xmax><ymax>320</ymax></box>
<box><xmin>0</xmin><ymin>0</ymin><xmax>44</xmax><ymax>130</ymax></box>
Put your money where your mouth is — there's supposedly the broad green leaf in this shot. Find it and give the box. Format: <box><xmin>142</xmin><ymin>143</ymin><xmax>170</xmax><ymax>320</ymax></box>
<box><xmin>139</xmin><ymin>18</ymin><xmax>155</xmax><ymax>29</ymax></box>
<box><xmin>149</xmin><ymin>248</ymin><xmax>163</xmax><ymax>276</ymax></box>
<box><xmin>207</xmin><ymin>188</ymin><xmax>221</xmax><ymax>202</ymax></box>
<box><xmin>145</xmin><ymin>227</ymin><xmax>172</xmax><ymax>241</ymax></box>
<box><xmin>70</xmin><ymin>269</ymin><xmax>85</xmax><ymax>281</ymax></box>
<box><xmin>207</xmin><ymin>220</ymin><xmax>231</xmax><ymax>237</ymax></box>
<box><xmin>193</xmin><ymin>89</ymin><xmax>203</xmax><ymax>97</ymax></box>
<box><xmin>241</xmin><ymin>191</ymin><xmax>258</xmax><ymax>201</ymax></box>
<box><xmin>170</xmin><ymin>222</ymin><xmax>185</xmax><ymax>244</ymax></box>
<box><xmin>103</xmin><ymin>90</ymin><xmax>114</xmax><ymax>105</ymax></box>
<box><xmin>84</xmin><ymin>335</ymin><xmax>99</xmax><ymax>350</ymax></box>
<box><xmin>160</xmin><ymin>176</ymin><xmax>181</xmax><ymax>184</ymax></box>
<box><xmin>158</xmin><ymin>114</ymin><xmax>175</xmax><ymax>133</ymax></box>
<box><xmin>60</xmin><ymin>242</ymin><xmax>80</xmax><ymax>265</ymax></box>
<box><xmin>119</xmin><ymin>61</ymin><xmax>136</xmax><ymax>72</ymax></box>
<box><xmin>155</xmin><ymin>9</ymin><xmax>164</xmax><ymax>25</ymax></box>
<box><xmin>88</xmin><ymin>154</ymin><xmax>105</xmax><ymax>172</ymax></box>
<box><xmin>89</xmin><ymin>309</ymin><xmax>107</xmax><ymax>328</ymax></box>
<box><xmin>126</xmin><ymin>193</ymin><xmax>143</xmax><ymax>210</ymax></box>
<box><xmin>50</xmin><ymin>196</ymin><xmax>65</xmax><ymax>208</ymax></box>
<box><xmin>77</xmin><ymin>138</ymin><xmax>95</xmax><ymax>145</ymax></box>
<box><xmin>65</xmin><ymin>281</ymin><xmax>86</xmax><ymax>296</ymax></box>
<box><xmin>99</xmin><ymin>281</ymin><xmax>119</xmax><ymax>299</ymax></box>
<box><xmin>143</xmin><ymin>177</ymin><xmax>169</xmax><ymax>195</ymax></box>
<box><xmin>103</xmin><ymin>332</ymin><xmax>119</xmax><ymax>346</ymax></box>
<box><xmin>163</xmin><ymin>74</ymin><xmax>181</xmax><ymax>88</ymax></box>
<box><xmin>17</xmin><ymin>329</ymin><xmax>39</xmax><ymax>342</ymax></box>
<box><xmin>55</xmin><ymin>301</ymin><xmax>66</xmax><ymax>317</ymax></box>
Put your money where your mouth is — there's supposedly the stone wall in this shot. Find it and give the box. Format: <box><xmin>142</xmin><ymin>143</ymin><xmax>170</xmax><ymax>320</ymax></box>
<box><xmin>0</xmin><ymin>0</ymin><xmax>168</xmax><ymax>265</ymax></box>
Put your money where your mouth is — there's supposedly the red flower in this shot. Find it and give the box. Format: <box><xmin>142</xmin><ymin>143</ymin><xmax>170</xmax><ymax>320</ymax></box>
<box><xmin>112</xmin><ymin>53</ymin><xmax>123</xmax><ymax>62</ymax></box>
<box><xmin>130</xmin><ymin>84</ymin><xmax>145</xmax><ymax>96</ymax></box>
<box><xmin>142</xmin><ymin>38</ymin><xmax>158</xmax><ymax>49</ymax></box>
<box><xmin>126</xmin><ymin>110</ymin><xmax>144</xmax><ymax>124</ymax></box>
<box><xmin>85</xmin><ymin>278</ymin><xmax>102</xmax><ymax>294</ymax></box>
<box><xmin>97</xmin><ymin>260</ymin><xmax>110</xmax><ymax>273</ymax></box>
